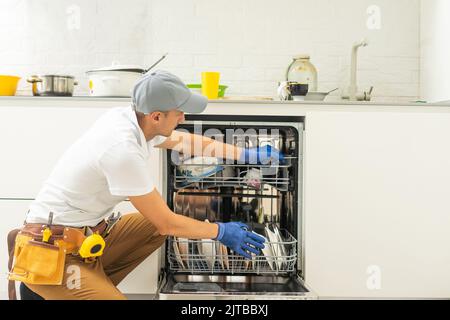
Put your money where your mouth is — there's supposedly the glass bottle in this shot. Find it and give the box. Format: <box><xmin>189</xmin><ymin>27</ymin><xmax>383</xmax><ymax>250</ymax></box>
<box><xmin>286</xmin><ymin>54</ymin><xmax>318</xmax><ymax>92</ymax></box>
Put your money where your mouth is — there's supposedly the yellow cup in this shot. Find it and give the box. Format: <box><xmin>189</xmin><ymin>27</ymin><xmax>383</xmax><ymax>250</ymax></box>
<box><xmin>201</xmin><ymin>72</ymin><xmax>220</xmax><ymax>99</ymax></box>
<box><xmin>0</xmin><ymin>75</ymin><xmax>21</xmax><ymax>96</ymax></box>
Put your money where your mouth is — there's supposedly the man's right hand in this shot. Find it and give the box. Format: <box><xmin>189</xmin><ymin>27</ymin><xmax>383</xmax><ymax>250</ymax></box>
<box><xmin>214</xmin><ymin>222</ymin><xmax>265</xmax><ymax>259</ymax></box>
<box><xmin>239</xmin><ymin>145</ymin><xmax>285</xmax><ymax>165</ymax></box>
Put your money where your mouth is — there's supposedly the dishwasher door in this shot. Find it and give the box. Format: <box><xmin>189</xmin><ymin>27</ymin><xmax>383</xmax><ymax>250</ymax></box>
<box><xmin>157</xmin><ymin>273</ymin><xmax>317</xmax><ymax>300</ymax></box>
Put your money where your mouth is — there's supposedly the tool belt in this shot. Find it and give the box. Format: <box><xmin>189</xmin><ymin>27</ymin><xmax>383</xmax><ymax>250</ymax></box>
<box><xmin>7</xmin><ymin>218</ymin><xmax>114</xmax><ymax>300</ymax></box>
<box><xmin>19</xmin><ymin>220</ymin><xmax>108</xmax><ymax>254</ymax></box>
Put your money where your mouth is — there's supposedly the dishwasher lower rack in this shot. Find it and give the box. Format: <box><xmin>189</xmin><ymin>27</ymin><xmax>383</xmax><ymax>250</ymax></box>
<box><xmin>167</xmin><ymin>229</ymin><xmax>298</xmax><ymax>275</ymax></box>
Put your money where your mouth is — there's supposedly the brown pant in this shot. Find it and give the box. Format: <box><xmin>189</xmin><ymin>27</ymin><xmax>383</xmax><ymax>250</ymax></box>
<box><xmin>24</xmin><ymin>213</ymin><xmax>166</xmax><ymax>300</ymax></box>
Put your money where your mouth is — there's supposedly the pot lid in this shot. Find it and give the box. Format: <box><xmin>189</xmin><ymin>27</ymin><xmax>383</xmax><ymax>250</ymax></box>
<box><xmin>87</xmin><ymin>63</ymin><xmax>145</xmax><ymax>73</ymax></box>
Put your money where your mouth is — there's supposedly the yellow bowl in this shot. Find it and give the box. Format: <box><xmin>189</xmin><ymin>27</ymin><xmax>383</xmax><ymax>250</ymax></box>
<box><xmin>0</xmin><ymin>75</ymin><xmax>21</xmax><ymax>96</ymax></box>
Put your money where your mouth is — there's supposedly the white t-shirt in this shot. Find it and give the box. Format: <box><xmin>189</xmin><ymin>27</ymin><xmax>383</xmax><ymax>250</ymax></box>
<box><xmin>26</xmin><ymin>106</ymin><xmax>167</xmax><ymax>227</ymax></box>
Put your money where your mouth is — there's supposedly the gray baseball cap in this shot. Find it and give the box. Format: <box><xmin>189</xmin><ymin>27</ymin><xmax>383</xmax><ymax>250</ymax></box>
<box><xmin>132</xmin><ymin>70</ymin><xmax>207</xmax><ymax>114</ymax></box>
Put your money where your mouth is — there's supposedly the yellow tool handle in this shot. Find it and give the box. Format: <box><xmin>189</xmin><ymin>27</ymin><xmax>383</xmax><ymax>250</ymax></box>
<box><xmin>42</xmin><ymin>228</ymin><xmax>52</xmax><ymax>243</ymax></box>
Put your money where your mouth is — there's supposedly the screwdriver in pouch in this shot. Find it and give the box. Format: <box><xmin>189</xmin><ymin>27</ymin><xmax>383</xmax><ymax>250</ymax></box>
<box><xmin>42</xmin><ymin>212</ymin><xmax>54</xmax><ymax>243</ymax></box>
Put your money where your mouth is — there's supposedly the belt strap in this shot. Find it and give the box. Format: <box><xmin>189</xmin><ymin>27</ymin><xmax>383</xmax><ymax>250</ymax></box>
<box><xmin>22</xmin><ymin>220</ymin><xmax>107</xmax><ymax>239</ymax></box>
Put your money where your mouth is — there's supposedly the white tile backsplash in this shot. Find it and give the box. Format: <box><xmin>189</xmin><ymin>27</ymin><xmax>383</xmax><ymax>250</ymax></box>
<box><xmin>0</xmin><ymin>0</ymin><xmax>420</xmax><ymax>102</ymax></box>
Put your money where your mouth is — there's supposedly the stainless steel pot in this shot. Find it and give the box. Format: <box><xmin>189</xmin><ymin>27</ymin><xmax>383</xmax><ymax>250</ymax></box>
<box><xmin>27</xmin><ymin>75</ymin><xmax>78</xmax><ymax>96</ymax></box>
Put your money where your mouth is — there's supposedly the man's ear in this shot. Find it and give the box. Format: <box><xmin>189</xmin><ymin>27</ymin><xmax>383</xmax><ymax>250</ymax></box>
<box><xmin>150</xmin><ymin>112</ymin><xmax>162</xmax><ymax>122</ymax></box>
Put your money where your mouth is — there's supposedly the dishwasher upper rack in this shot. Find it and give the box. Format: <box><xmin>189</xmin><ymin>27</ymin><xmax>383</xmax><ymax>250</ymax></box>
<box><xmin>167</xmin><ymin>229</ymin><xmax>297</xmax><ymax>275</ymax></box>
<box><xmin>173</xmin><ymin>157</ymin><xmax>297</xmax><ymax>192</ymax></box>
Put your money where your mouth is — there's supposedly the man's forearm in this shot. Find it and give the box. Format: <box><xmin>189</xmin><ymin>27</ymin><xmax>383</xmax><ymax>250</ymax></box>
<box><xmin>130</xmin><ymin>190</ymin><xmax>219</xmax><ymax>240</ymax></box>
<box><xmin>158</xmin><ymin>131</ymin><xmax>243</xmax><ymax>160</ymax></box>
<box><xmin>197</xmin><ymin>133</ymin><xmax>242</xmax><ymax>160</ymax></box>
<box><xmin>166</xmin><ymin>213</ymin><xmax>220</xmax><ymax>239</ymax></box>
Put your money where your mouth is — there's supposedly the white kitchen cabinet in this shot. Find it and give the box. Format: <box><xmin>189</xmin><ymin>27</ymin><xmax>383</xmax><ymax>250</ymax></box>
<box><xmin>304</xmin><ymin>111</ymin><xmax>450</xmax><ymax>299</ymax></box>
<box><xmin>0</xmin><ymin>106</ymin><xmax>108</xmax><ymax>198</ymax></box>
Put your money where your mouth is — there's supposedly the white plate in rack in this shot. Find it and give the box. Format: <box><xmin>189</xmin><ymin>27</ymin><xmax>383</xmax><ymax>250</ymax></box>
<box><xmin>177</xmin><ymin>237</ymin><xmax>190</xmax><ymax>269</ymax></box>
<box><xmin>265</xmin><ymin>227</ymin><xmax>283</xmax><ymax>270</ymax></box>
<box><xmin>172</xmin><ymin>237</ymin><xmax>185</xmax><ymax>270</ymax></box>
<box><xmin>273</xmin><ymin>226</ymin><xmax>288</xmax><ymax>263</ymax></box>
<box><xmin>221</xmin><ymin>244</ymin><xmax>229</xmax><ymax>270</ymax></box>
<box><xmin>216</xmin><ymin>242</ymin><xmax>225</xmax><ymax>270</ymax></box>
<box><xmin>259</xmin><ymin>233</ymin><xmax>275</xmax><ymax>271</ymax></box>
<box><xmin>200</xmin><ymin>239</ymin><xmax>216</xmax><ymax>269</ymax></box>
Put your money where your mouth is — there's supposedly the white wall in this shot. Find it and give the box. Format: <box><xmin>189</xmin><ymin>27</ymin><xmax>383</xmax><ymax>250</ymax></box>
<box><xmin>420</xmin><ymin>0</ymin><xmax>450</xmax><ymax>103</ymax></box>
<box><xmin>0</xmin><ymin>0</ymin><xmax>420</xmax><ymax>102</ymax></box>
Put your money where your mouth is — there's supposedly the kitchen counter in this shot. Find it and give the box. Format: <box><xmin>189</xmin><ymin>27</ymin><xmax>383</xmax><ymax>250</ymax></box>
<box><xmin>1</xmin><ymin>96</ymin><xmax>450</xmax><ymax>116</ymax></box>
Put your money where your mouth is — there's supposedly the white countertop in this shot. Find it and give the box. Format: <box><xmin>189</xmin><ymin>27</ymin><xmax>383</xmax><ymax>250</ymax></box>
<box><xmin>1</xmin><ymin>96</ymin><xmax>450</xmax><ymax>115</ymax></box>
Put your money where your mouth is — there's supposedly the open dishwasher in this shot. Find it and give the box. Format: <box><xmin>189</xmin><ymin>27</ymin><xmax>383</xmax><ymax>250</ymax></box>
<box><xmin>157</xmin><ymin>115</ymin><xmax>316</xmax><ymax>300</ymax></box>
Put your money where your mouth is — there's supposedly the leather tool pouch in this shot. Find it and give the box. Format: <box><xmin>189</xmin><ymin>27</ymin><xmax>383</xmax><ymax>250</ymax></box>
<box><xmin>9</xmin><ymin>234</ymin><xmax>66</xmax><ymax>285</ymax></box>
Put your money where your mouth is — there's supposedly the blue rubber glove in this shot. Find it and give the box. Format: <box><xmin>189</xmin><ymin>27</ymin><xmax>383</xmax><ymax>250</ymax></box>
<box><xmin>239</xmin><ymin>145</ymin><xmax>285</xmax><ymax>165</ymax></box>
<box><xmin>214</xmin><ymin>222</ymin><xmax>265</xmax><ymax>260</ymax></box>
